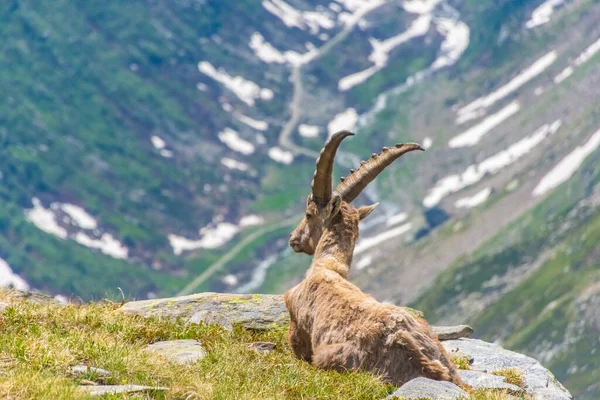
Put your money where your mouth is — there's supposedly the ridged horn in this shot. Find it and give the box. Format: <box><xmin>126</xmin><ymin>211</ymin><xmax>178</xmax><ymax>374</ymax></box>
<box><xmin>311</xmin><ymin>130</ymin><xmax>355</xmax><ymax>205</ymax></box>
<box><xmin>334</xmin><ymin>142</ymin><xmax>424</xmax><ymax>202</ymax></box>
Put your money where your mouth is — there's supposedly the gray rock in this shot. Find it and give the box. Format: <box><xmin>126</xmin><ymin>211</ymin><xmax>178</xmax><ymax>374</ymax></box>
<box><xmin>248</xmin><ymin>341</ymin><xmax>277</xmax><ymax>354</ymax></box>
<box><xmin>432</xmin><ymin>325</ymin><xmax>474</xmax><ymax>340</ymax></box>
<box><xmin>458</xmin><ymin>369</ymin><xmax>522</xmax><ymax>392</ymax></box>
<box><xmin>6</xmin><ymin>290</ymin><xmax>63</xmax><ymax>305</ymax></box>
<box><xmin>146</xmin><ymin>339</ymin><xmax>206</xmax><ymax>365</ymax></box>
<box><xmin>69</xmin><ymin>365</ymin><xmax>112</xmax><ymax>377</ymax></box>
<box><xmin>442</xmin><ymin>339</ymin><xmax>572</xmax><ymax>399</ymax></box>
<box><xmin>78</xmin><ymin>385</ymin><xmax>168</xmax><ymax>396</ymax></box>
<box><xmin>119</xmin><ymin>293</ymin><xmax>289</xmax><ymax>330</ymax></box>
<box><xmin>387</xmin><ymin>377</ymin><xmax>467</xmax><ymax>399</ymax></box>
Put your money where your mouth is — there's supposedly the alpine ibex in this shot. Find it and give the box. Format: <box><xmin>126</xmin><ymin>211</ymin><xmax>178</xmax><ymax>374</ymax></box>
<box><xmin>284</xmin><ymin>130</ymin><xmax>461</xmax><ymax>386</ymax></box>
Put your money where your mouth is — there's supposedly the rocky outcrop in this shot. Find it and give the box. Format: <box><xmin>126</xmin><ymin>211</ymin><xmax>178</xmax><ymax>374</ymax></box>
<box><xmin>443</xmin><ymin>339</ymin><xmax>572</xmax><ymax>399</ymax></box>
<box><xmin>119</xmin><ymin>293</ymin><xmax>572</xmax><ymax>399</ymax></box>
<box><xmin>119</xmin><ymin>293</ymin><xmax>288</xmax><ymax>330</ymax></box>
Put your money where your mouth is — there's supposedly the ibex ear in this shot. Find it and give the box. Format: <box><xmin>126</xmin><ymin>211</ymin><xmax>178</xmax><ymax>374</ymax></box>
<box><xmin>358</xmin><ymin>203</ymin><xmax>379</xmax><ymax>221</ymax></box>
<box><xmin>322</xmin><ymin>195</ymin><xmax>342</xmax><ymax>225</ymax></box>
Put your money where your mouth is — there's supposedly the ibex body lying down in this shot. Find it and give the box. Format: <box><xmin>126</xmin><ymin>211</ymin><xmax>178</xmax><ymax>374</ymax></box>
<box><xmin>284</xmin><ymin>131</ymin><xmax>461</xmax><ymax>386</ymax></box>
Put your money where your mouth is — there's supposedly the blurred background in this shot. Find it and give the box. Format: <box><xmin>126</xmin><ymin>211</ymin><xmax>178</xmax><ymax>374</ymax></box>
<box><xmin>0</xmin><ymin>0</ymin><xmax>599</xmax><ymax>397</ymax></box>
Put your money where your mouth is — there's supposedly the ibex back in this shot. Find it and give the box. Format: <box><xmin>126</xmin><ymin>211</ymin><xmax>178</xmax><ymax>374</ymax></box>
<box><xmin>284</xmin><ymin>131</ymin><xmax>462</xmax><ymax>386</ymax></box>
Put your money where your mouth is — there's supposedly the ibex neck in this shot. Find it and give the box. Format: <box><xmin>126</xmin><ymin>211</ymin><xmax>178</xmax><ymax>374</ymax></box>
<box><xmin>311</xmin><ymin>211</ymin><xmax>358</xmax><ymax>279</ymax></box>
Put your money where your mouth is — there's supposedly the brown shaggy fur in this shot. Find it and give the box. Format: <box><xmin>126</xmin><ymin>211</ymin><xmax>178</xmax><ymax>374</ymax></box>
<box><xmin>285</xmin><ymin>201</ymin><xmax>462</xmax><ymax>387</ymax></box>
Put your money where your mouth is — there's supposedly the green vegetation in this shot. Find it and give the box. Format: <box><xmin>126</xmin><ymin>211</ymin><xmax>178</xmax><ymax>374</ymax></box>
<box><xmin>413</xmin><ymin>131</ymin><xmax>600</xmax><ymax>399</ymax></box>
<box><xmin>0</xmin><ymin>289</ymin><xmax>393</xmax><ymax>399</ymax></box>
<box><xmin>492</xmin><ymin>368</ymin><xmax>525</xmax><ymax>389</ymax></box>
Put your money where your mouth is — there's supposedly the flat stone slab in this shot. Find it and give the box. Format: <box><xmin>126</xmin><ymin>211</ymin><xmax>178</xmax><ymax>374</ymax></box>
<box><xmin>387</xmin><ymin>377</ymin><xmax>467</xmax><ymax>399</ymax></box>
<box><xmin>432</xmin><ymin>325</ymin><xmax>474</xmax><ymax>341</ymax></box>
<box><xmin>69</xmin><ymin>365</ymin><xmax>111</xmax><ymax>377</ymax></box>
<box><xmin>119</xmin><ymin>293</ymin><xmax>288</xmax><ymax>330</ymax></box>
<box><xmin>78</xmin><ymin>385</ymin><xmax>168</xmax><ymax>396</ymax></box>
<box><xmin>247</xmin><ymin>341</ymin><xmax>277</xmax><ymax>354</ymax></box>
<box><xmin>458</xmin><ymin>369</ymin><xmax>522</xmax><ymax>392</ymax></box>
<box><xmin>146</xmin><ymin>339</ymin><xmax>206</xmax><ymax>364</ymax></box>
<box><xmin>442</xmin><ymin>339</ymin><xmax>572</xmax><ymax>399</ymax></box>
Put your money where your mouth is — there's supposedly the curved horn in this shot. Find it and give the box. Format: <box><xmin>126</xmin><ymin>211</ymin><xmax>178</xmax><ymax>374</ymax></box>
<box><xmin>311</xmin><ymin>130</ymin><xmax>355</xmax><ymax>206</ymax></box>
<box><xmin>334</xmin><ymin>142</ymin><xmax>424</xmax><ymax>202</ymax></box>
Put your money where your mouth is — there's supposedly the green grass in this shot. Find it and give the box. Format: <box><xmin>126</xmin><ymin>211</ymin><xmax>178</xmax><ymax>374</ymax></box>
<box><xmin>0</xmin><ymin>289</ymin><xmax>393</xmax><ymax>400</ymax></box>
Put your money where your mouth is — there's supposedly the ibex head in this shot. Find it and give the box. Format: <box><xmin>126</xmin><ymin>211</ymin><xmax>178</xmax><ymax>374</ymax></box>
<box><xmin>289</xmin><ymin>130</ymin><xmax>424</xmax><ymax>255</ymax></box>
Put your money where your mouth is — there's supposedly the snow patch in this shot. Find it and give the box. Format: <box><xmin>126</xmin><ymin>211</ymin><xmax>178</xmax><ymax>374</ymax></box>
<box><xmin>239</xmin><ymin>215</ymin><xmax>265</xmax><ymax>227</ymax></box>
<box><xmin>456</xmin><ymin>51</ymin><xmax>557</xmax><ymax>124</ymax></box>
<box><xmin>455</xmin><ymin>187</ymin><xmax>492</xmax><ymax>209</ymax></box>
<box><xmin>387</xmin><ymin>212</ymin><xmax>408</xmax><ymax>227</ymax></box>
<box><xmin>327</xmin><ymin>108</ymin><xmax>358</xmax><ymax>137</ymax></box>
<box><xmin>402</xmin><ymin>0</ymin><xmax>443</xmax><ymax>14</ymax></box>
<box><xmin>262</xmin><ymin>0</ymin><xmax>335</xmax><ymax>34</ymax></box>
<box><xmin>533</xmin><ymin>128</ymin><xmax>600</xmax><ymax>197</ymax></box>
<box><xmin>235</xmin><ymin>255</ymin><xmax>278</xmax><ymax>294</ymax></box>
<box><xmin>336</xmin><ymin>0</ymin><xmax>386</xmax><ymax>27</ymax></box>
<box><xmin>422</xmin><ymin>137</ymin><xmax>433</xmax><ymax>149</ymax></box>
<box><xmin>222</xmin><ymin>274</ymin><xmax>239</xmax><ymax>287</ymax></box>
<box><xmin>0</xmin><ymin>258</ymin><xmax>29</xmax><ymax>290</ymax></box>
<box><xmin>526</xmin><ymin>0</ymin><xmax>565</xmax><ymax>29</ymax></box>
<box><xmin>169</xmin><ymin>215</ymin><xmax>265</xmax><ymax>256</ymax></box>
<box><xmin>554</xmin><ymin>38</ymin><xmax>600</xmax><ymax>84</ymax></box>
<box><xmin>25</xmin><ymin>198</ymin><xmax>68</xmax><ymax>239</ymax></box>
<box><xmin>221</xmin><ymin>158</ymin><xmax>250</xmax><ymax>171</ymax></box>
<box><xmin>339</xmin><ymin>14</ymin><xmax>431</xmax><ymax>91</ymax></box>
<box><xmin>151</xmin><ymin>136</ymin><xmax>166</xmax><ymax>150</ymax></box>
<box><xmin>425</xmin><ymin>120</ymin><xmax>561</xmax><ymax>207</ymax></box>
<box><xmin>61</xmin><ymin>204</ymin><xmax>98</xmax><ymax>230</ymax></box>
<box><xmin>198</xmin><ymin>61</ymin><xmax>273</xmax><ymax>106</ymax></box>
<box><xmin>354</xmin><ymin>223</ymin><xmax>412</xmax><ymax>255</ymax></box>
<box><xmin>74</xmin><ymin>232</ymin><xmax>129</xmax><ymax>260</ymax></box>
<box><xmin>160</xmin><ymin>149</ymin><xmax>173</xmax><ymax>158</ymax></box>
<box><xmin>449</xmin><ymin>101</ymin><xmax>521</xmax><ymax>148</ymax></box>
<box><xmin>355</xmin><ymin>255</ymin><xmax>373</xmax><ymax>270</ymax></box>
<box><xmin>168</xmin><ymin>222</ymin><xmax>240</xmax><ymax>256</ymax></box>
<box><xmin>430</xmin><ymin>18</ymin><xmax>470</xmax><ymax>70</ymax></box>
<box><xmin>235</xmin><ymin>113</ymin><xmax>269</xmax><ymax>131</ymax></box>
<box><xmin>268</xmin><ymin>147</ymin><xmax>294</xmax><ymax>164</ymax></box>
<box><xmin>299</xmin><ymin>124</ymin><xmax>320</xmax><ymax>138</ymax></box>
<box><xmin>249</xmin><ymin>32</ymin><xmax>287</xmax><ymax>64</ymax></box>
<box><xmin>218</xmin><ymin>128</ymin><xmax>255</xmax><ymax>155</ymax></box>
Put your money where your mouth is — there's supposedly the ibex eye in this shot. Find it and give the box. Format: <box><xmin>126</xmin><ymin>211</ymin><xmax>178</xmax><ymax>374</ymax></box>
<box><xmin>305</xmin><ymin>213</ymin><xmax>312</xmax><ymax>220</ymax></box>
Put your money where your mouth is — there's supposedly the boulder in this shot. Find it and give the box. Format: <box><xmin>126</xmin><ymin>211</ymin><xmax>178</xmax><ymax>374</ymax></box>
<box><xmin>119</xmin><ymin>293</ymin><xmax>288</xmax><ymax>331</ymax></box>
<box><xmin>443</xmin><ymin>339</ymin><xmax>572</xmax><ymax>399</ymax></box>
<box><xmin>145</xmin><ymin>339</ymin><xmax>206</xmax><ymax>365</ymax></box>
<box><xmin>387</xmin><ymin>377</ymin><xmax>467</xmax><ymax>399</ymax></box>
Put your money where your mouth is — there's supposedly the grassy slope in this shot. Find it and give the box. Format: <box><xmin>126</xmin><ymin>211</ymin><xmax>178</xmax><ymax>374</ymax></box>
<box><xmin>412</xmin><ymin>136</ymin><xmax>600</xmax><ymax>399</ymax></box>
<box><xmin>0</xmin><ymin>0</ymin><xmax>298</xmax><ymax>300</ymax></box>
<box><xmin>0</xmin><ymin>289</ymin><xmax>536</xmax><ymax>400</ymax></box>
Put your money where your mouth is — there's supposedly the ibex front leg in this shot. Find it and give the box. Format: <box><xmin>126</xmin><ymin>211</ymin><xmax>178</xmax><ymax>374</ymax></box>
<box><xmin>288</xmin><ymin>320</ymin><xmax>313</xmax><ymax>362</ymax></box>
